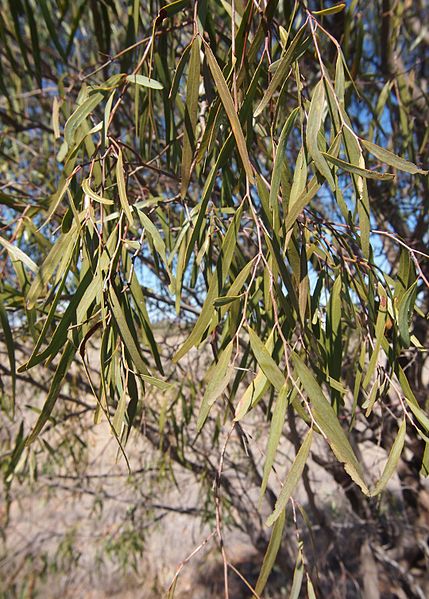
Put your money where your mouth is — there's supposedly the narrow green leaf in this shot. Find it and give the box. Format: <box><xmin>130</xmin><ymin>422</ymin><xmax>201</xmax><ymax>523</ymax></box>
<box><xmin>266</xmin><ymin>428</ymin><xmax>313</xmax><ymax>526</ymax></box>
<box><xmin>254</xmin><ymin>26</ymin><xmax>307</xmax><ymax>117</ymax></box>
<box><xmin>323</xmin><ymin>152</ymin><xmax>395</xmax><ymax>180</ymax></box>
<box><xmin>260</xmin><ymin>384</ymin><xmax>289</xmax><ymax>499</ymax></box>
<box><xmin>213</xmin><ymin>295</ymin><xmax>241</xmax><ymax>307</ymax></box>
<box><xmin>82</xmin><ymin>178</ymin><xmax>113</xmax><ymax>205</ymax></box>
<box><xmin>64</xmin><ymin>92</ymin><xmax>104</xmax><ymax>149</ymax></box>
<box><xmin>169</xmin><ymin>41</ymin><xmax>192</xmax><ymax>101</ymax></box>
<box><xmin>197</xmin><ymin>340</ymin><xmax>234</xmax><ymax>430</ymax></box>
<box><xmin>306</xmin><ymin>80</ymin><xmax>335</xmax><ymax>189</ymax></box>
<box><xmin>125</xmin><ymin>74</ymin><xmax>164</xmax><ymax>90</ymax></box>
<box><xmin>234</xmin><ymin>327</ymin><xmax>275</xmax><ymax>421</ymax></box>
<box><xmin>335</xmin><ymin>53</ymin><xmax>345</xmax><ymax>104</ymax></box>
<box><xmin>23</xmin><ymin>0</ymin><xmax>42</xmax><ymax>84</ymax></box>
<box><xmin>52</xmin><ymin>96</ymin><xmax>61</xmax><ymax>139</ymax></box>
<box><xmin>269</xmin><ymin>108</ymin><xmax>299</xmax><ymax>214</ymax></box>
<box><xmin>0</xmin><ymin>236</ymin><xmax>38</xmax><ymax>273</ymax></box>
<box><xmin>44</xmin><ymin>176</ymin><xmax>72</xmax><ymax>224</ymax></box>
<box><xmin>27</xmin><ymin>226</ymin><xmax>78</xmax><ymax>309</ymax></box>
<box><xmin>181</xmin><ymin>37</ymin><xmax>200</xmax><ymax>198</ymax></box>
<box><xmin>289</xmin><ymin>146</ymin><xmax>307</xmax><ymax>210</ymax></box>
<box><xmin>173</xmin><ymin>208</ymin><xmax>242</xmax><ymax>361</ymax></box>
<box><xmin>137</xmin><ymin>210</ymin><xmax>173</xmax><ymax>288</ymax></box>
<box><xmin>292</xmin><ymin>353</ymin><xmax>369</xmax><ymax>494</ymax></box>
<box><xmin>361</xmin><ymin>139</ymin><xmax>428</xmax><ymax>175</ymax></box>
<box><xmin>289</xmin><ymin>546</ymin><xmax>304</xmax><ymax>599</ymax></box>
<box><xmin>103</xmin><ymin>89</ymin><xmax>115</xmax><ymax>147</ymax></box>
<box><xmin>397</xmin><ymin>281</ymin><xmax>418</xmax><ymax>348</ymax></box>
<box><xmin>160</xmin><ymin>0</ymin><xmax>190</xmax><ymax>18</ymax></box>
<box><xmin>313</xmin><ymin>3</ymin><xmax>345</xmax><ymax>16</ymax></box>
<box><xmin>0</xmin><ymin>298</ymin><xmax>16</xmax><ymax>410</ymax></box>
<box><xmin>234</xmin><ymin>369</ymin><xmax>270</xmax><ymax>421</ymax></box>
<box><xmin>5</xmin><ymin>422</ymin><xmax>25</xmax><ymax>482</ymax></box>
<box><xmin>406</xmin><ymin>400</ymin><xmax>429</xmax><ymax>434</ymax></box>
<box><xmin>25</xmin><ymin>341</ymin><xmax>75</xmax><ymax>446</ymax></box>
<box><xmin>370</xmin><ymin>419</ymin><xmax>406</xmax><ymax>496</ymax></box>
<box><xmin>254</xmin><ymin>510</ymin><xmax>286</xmax><ymax>596</ymax></box>
<box><xmin>112</xmin><ymin>383</ymin><xmax>127</xmax><ymax>435</ymax></box>
<box><xmin>307</xmin><ymin>578</ymin><xmax>317</xmax><ymax>599</ymax></box>
<box><xmin>109</xmin><ymin>285</ymin><xmax>150</xmax><ymax>375</ymax></box>
<box><xmin>248</xmin><ymin>327</ymin><xmax>284</xmax><ymax>391</ymax></box>
<box><xmin>116</xmin><ymin>149</ymin><xmax>134</xmax><ymax>225</ymax></box>
<box><xmin>342</xmin><ymin>124</ymin><xmax>370</xmax><ymax>258</ymax></box>
<box><xmin>39</xmin><ymin>0</ymin><xmax>67</xmax><ymax>60</ymax></box>
<box><xmin>363</xmin><ymin>287</ymin><xmax>387</xmax><ymax>389</ymax></box>
<box><xmin>285</xmin><ymin>130</ymin><xmax>342</xmax><ymax>230</ymax></box>
<box><xmin>204</xmin><ymin>42</ymin><xmax>254</xmax><ymax>182</ymax></box>
<box><xmin>20</xmin><ymin>269</ymin><xmax>93</xmax><ymax>371</ymax></box>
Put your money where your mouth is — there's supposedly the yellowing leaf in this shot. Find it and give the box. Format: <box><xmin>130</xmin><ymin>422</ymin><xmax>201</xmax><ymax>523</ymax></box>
<box><xmin>0</xmin><ymin>236</ymin><xmax>38</xmax><ymax>273</ymax></box>
<box><xmin>82</xmin><ymin>178</ymin><xmax>114</xmax><ymax>205</ymax></box>
<box><xmin>313</xmin><ymin>3</ymin><xmax>345</xmax><ymax>16</ymax></box>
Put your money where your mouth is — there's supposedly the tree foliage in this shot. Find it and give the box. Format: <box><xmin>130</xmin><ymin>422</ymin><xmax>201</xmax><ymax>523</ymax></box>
<box><xmin>1</xmin><ymin>0</ymin><xmax>429</xmax><ymax>596</ymax></box>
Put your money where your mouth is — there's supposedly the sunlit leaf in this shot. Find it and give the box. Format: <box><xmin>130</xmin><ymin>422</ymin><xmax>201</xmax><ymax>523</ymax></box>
<box><xmin>292</xmin><ymin>353</ymin><xmax>369</xmax><ymax>494</ymax></box>
<box><xmin>361</xmin><ymin>139</ymin><xmax>428</xmax><ymax>175</ymax></box>
<box><xmin>126</xmin><ymin>74</ymin><xmax>164</xmax><ymax>90</ymax></box>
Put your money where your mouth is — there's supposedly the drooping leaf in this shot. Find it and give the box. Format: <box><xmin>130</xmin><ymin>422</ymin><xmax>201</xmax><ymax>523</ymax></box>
<box><xmin>204</xmin><ymin>42</ymin><xmax>254</xmax><ymax>182</ymax></box>
<box><xmin>173</xmin><ymin>207</ymin><xmax>242</xmax><ymax>362</ymax></box>
<box><xmin>370</xmin><ymin>419</ymin><xmax>406</xmax><ymax>496</ymax></box>
<box><xmin>248</xmin><ymin>326</ymin><xmax>284</xmax><ymax>392</ymax></box>
<box><xmin>289</xmin><ymin>545</ymin><xmax>304</xmax><ymax>599</ymax></box>
<box><xmin>254</xmin><ymin>25</ymin><xmax>308</xmax><ymax>117</ymax></box>
<box><xmin>181</xmin><ymin>36</ymin><xmax>201</xmax><ymax>198</ymax></box>
<box><xmin>0</xmin><ymin>298</ymin><xmax>16</xmax><ymax>410</ymax></box>
<box><xmin>254</xmin><ymin>509</ymin><xmax>286</xmax><ymax>596</ymax></box>
<box><xmin>116</xmin><ymin>148</ymin><xmax>134</xmax><ymax>225</ymax></box>
<box><xmin>292</xmin><ymin>353</ymin><xmax>369</xmax><ymax>494</ymax></box>
<box><xmin>82</xmin><ymin>178</ymin><xmax>114</xmax><ymax>205</ymax></box>
<box><xmin>269</xmin><ymin>107</ymin><xmax>299</xmax><ymax>217</ymax></box>
<box><xmin>397</xmin><ymin>281</ymin><xmax>418</xmax><ymax>348</ymax></box>
<box><xmin>266</xmin><ymin>428</ymin><xmax>313</xmax><ymax>526</ymax></box>
<box><xmin>306</xmin><ymin>80</ymin><xmax>335</xmax><ymax>190</ymax></box>
<box><xmin>25</xmin><ymin>341</ymin><xmax>75</xmax><ymax>446</ymax></box>
<box><xmin>260</xmin><ymin>384</ymin><xmax>290</xmax><ymax>500</ymax></box>
<box><xmin>197</xmin><ymin>340</ymin><xmax>234</xmax><ymax>430</ymax></box>
<box><xmin>63</xmin><ymin>92</ymin><xmax>104</xmax><ymax>150</ymax></box>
